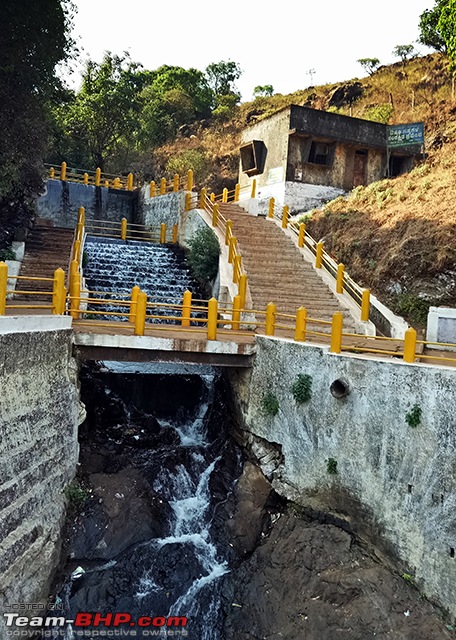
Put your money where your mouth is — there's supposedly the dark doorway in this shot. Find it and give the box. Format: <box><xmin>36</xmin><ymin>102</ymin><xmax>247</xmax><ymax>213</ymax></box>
<box><xmin>353</xmin><ymin>150</ymin><xmax>368</xmax><ymax>187</ymax></box>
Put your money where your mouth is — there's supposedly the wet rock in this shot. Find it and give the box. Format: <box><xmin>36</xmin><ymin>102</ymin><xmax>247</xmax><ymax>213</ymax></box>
<box><xmin>225</xmin><ymin>462</ymin><xmax>271</xmax><ymax>557</ymax></box>
<box><xmin>222</xmin><ymin>510</ymin><xmax>452</xmax><ymax>640</ymax></box>
<box><xmin>68</xmin><ymin>468</ymin><xmax>172</xmax><ymax>561</ymax></box>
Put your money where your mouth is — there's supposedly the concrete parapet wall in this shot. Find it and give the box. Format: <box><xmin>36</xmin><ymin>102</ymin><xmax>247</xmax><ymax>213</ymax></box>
<box><xmin>228</xmin><ymin>336</ymin><xmax>456</xmax><ymax>617</ymax></box>
<box><xmin>139</xmin><ymin>187</ymin><xmax>186</xmax><ymax>228</ymax></box>
<box><xmin>37</xmin><ymin>180</ymin><xmax>137</xmax><ymax>228</ymax></box>
<box><xmin>0</xmin><ymin>320</ymin><xmax>82</xmax><ymax>626</ymax></box>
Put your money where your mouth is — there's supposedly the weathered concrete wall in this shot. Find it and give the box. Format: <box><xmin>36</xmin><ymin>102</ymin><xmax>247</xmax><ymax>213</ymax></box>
<box><xmin>139</xmin><ymin>187</ymin><xmax>186</xmax><ymax>228</ymax></box>
<box><xmin>37</xmin><ymin>180</ymin><xmax>137</xmax><ymax>228</ymax></box>
<box><xmin>239</xmin><ymin>108</ymin><xmax>290</xmax><ymax>193</ymax></box>
<box><xmin>0</xmin><ymin>318</ymin><xmax>82</xmax><ymax>626</ymax></box>
<box><xmin>228</xmin><ymin>337</ymin><xmax>456</xmax><ymax>617</ymax></box>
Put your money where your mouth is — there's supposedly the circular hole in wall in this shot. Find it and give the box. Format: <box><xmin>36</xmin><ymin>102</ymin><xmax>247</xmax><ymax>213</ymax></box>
<box><xmin>330</xmin><ymin>378</ymin><xmax>350</xmax><ymax>398</ymax></box>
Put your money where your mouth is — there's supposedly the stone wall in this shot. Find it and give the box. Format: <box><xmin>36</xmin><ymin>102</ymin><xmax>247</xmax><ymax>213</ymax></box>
<box><xmin>0</xmin><ymin>318</ymin><xmax>82</xmax><ymax>628</ymax></box>
<box><xmin>227</xmin><ymin>336</ymin><xmax>456</xmax><ymax>617</ymax></box>
<box><xmin>37</xmin><ymin>180</ymin><xmax>137</xmax><ymax>228</ymax></box>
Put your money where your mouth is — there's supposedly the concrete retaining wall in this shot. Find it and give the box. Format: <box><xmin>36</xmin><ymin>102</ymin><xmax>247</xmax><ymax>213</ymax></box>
<box><xmin>228</xmin><ymin>336</ymin><xmax>456</xmax><ymax>617</ymax></box>
<box><xmin>139</xmin><ymin>187</ymin><xmax>186</xmax><ymax>228</ymax></box>
<box><xmin>37</xmin><ymin>180</ymin><xmax>137</xmax><ymax>228</ymax></box>
<box><xmin>0</xmin><ymin>318</ymin><xmax>82</xmax><ymax>626</ymax></box>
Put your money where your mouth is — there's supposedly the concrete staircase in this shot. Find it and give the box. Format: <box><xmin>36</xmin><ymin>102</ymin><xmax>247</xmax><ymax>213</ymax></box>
<box><xmin>219</xmin><ymin>203</ymin><xmax>355</xmax><ymax>331</ymax></box>
<box><xmin>16</xmin><ymin>221</ymin><xmax>74</xmax><ymax>299</ymax></box>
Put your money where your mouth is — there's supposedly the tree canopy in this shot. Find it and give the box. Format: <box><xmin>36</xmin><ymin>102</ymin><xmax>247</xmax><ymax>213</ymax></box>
<box><xmin>437</xmin><ymin>0</ymin><xmax>456</xmax><ymax>67</ymax></box>
<box><xmin>419</xmin><ymin>0</ymin><xmax>448</xmax><ymax>52</ymax></box>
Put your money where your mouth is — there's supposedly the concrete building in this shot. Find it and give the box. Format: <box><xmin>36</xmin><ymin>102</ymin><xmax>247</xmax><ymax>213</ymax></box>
<box><xmin>239</xmin><ymin>105</ymin><xmax>423</xmax><ymax>213</ymax></box>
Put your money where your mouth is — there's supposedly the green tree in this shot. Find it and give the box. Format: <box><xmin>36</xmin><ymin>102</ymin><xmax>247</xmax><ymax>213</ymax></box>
<box><xmin>392</xmin><ymin>44</ymin><xmax>416</xmax><ymax>65</ymax></box>
<box><xmin>253</xmin><ymin>84</ymin><xmax>274</xmax><ymax>97</ymax></box>
<box><xmin>205</xmin><ymin>60</ymin><xmax>242</xmax><ymax>100</ymax></box>
<box><xmin>438</xmin><ymin>0</ymin><xmax>456</xmax><ymax>67</ymax></box>
<box><xmin>357</xmin><ymin>58</ymin><xmax>381</xmax><ymax>75</ymax></box>
<box><xmin>418</xmin><ymin>0</ymin><xmax>448</xmax><ymax>52</ymax></box>
<box><xmin>59</xmin><ymin>52</ymin><xmax>147</xmax><ymax>170</ymax></box>
<box><xmin>0</xmin><ymin>0</ymin><xmax>73</xmax><ymax>197</ymax></box>
<box><xmin>140</xmin><ymin>65</ymin><xmax>213</xmax><ymax>146</ymax></box>
<box><xmin>0</xmin><ymin>0</ymin><xmax>73</xmax><ymax>248</ymax></box>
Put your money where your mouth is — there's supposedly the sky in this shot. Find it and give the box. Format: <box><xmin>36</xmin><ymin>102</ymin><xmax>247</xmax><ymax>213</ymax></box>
<box><xmin>68</xmin><ymin>0</ymin><xmax>436</xmax><ymax>101</ymax></box>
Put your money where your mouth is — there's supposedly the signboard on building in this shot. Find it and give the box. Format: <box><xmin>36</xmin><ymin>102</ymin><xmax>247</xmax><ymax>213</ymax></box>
<box><xmin>387</xmin><ymin>122</ymin><xmax>424</xmax><ymax>148</ymax></box>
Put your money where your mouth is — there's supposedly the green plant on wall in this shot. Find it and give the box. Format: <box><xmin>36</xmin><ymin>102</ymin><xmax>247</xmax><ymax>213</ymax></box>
<box><xmin>327</xmin><ymin>458</ymin><xmax>338</xmax><ymax>475</ymax></box>
<box><xmin>262</xmin><ymin>392</ymin><xmax>279</xmax><ymax>416</ymax></box>
<box><xmin>0</xmin><ymin>247</ymin><xmax>15</xmax><ymax>261</ymax></box>
<box><xmin>406</xmin><ymin>404</ymin><xmax>422</xmax><ymax>428</ymax></box>
<box><xmin>65</xmin><ymin>480</ymin><xmax>90</xmax><ymax>508</ymax></box>
<box><xmin>291</xmin><ymin>374</ymin><xmax>312</xmax><ymax>404</ymax></box>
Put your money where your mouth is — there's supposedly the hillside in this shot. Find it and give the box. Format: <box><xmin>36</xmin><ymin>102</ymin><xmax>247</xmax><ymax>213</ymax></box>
<box><xmin>151</xmin><ymin>53</ymin><xmax>456</xmax><ymax>328</ymax></box>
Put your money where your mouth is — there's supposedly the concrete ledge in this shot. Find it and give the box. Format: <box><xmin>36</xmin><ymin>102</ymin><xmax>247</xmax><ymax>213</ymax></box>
<box><xmin>427</xmin><ymin>306</ymin><xmax>456</xmax><ymax>351</ymax></box>
<box><xmin>0</xmin><ymin>315</ymin><xmax>72</xmax><ymax>334</ymax></box>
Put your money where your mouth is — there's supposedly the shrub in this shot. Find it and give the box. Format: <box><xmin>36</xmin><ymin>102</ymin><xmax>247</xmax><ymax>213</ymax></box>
<box><xmin>327</xmin><ymin>458</ymin><xmax>338</xmax><ymax>474</ymax></box>
<box><xmin>65</xmin><ymin>480</ymin><xmax>90</xmax><ymax>507</ymax></box>
<box><xmin>166</xmin><ymin>150</ymin><xmax>209</xmax><ymax>183</ymax></box>
<box><xmin>406</xmin><ymin>404</ymin><xmax>422</xmax><ymax>428</ymax></box>
<box><xmin>291</xmin><ymin>374</ymin><xmax>312</xmax><ymax>403</ymax></box>
<box><xmin>262</xmin><ymin>392</ymin><xmax>279</xmax><ymax>416</ymax></box>
<box><xmin>0</xmin><ymin>247</ymin><xmax>16</xmax><ymax>261</ymax></box>
<box><xmin>187</xmin><ymin>225</ymin><xmax>220</xmax><ymax>284</ymax></box>
<box><xmin>363</xmin><ymin>104</ymin><xmax>394</xmax><ymax>124</ymax></box>
<box><xmin>394</xmin><ymin>293</ymin><xmax>430</xmax><ymax>325</ymax></box>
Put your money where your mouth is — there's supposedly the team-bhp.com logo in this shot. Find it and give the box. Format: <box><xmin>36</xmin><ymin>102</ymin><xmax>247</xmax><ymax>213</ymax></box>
<box><xmin>4</xmin><ymin>612</ymin><xmax>188</xmax><ymax>637</ymax></box>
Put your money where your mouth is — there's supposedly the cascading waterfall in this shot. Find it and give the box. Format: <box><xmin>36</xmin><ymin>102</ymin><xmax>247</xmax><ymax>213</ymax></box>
<box><xmin>83</xmin><ymin>236</ymin><xmax>205</xmax><ymax>321</ymax></box>
<box><xmin>51</xmin><ymin>236</ymin><xmax>242</xmax><ymax>639</ymax></box>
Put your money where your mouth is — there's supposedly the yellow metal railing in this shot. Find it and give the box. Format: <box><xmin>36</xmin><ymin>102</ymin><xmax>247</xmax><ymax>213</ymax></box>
<box><xmin>46</xmin><ymin>162</ymin><xmax>134</xmax><ymax>191</ymax></box>
<box><xmin>148</xmin><ymin>169</ymin><xmax>194</xmax><ymax>198</ymax></box>
<box><xmin>1</xmin><ymin>260</ymin><xmax>456</xmax><ymax>367</ymax></box>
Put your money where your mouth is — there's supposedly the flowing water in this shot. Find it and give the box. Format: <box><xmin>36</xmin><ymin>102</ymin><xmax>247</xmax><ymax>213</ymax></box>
<box><xmin>52</xmin><ymin>237</ymin><xmax>242</xmax><ymax>638</ymax></box>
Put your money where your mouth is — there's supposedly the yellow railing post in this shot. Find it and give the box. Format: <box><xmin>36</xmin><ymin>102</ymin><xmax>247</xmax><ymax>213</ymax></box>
<box><xmin>181</xmin><ymin>290</ymin><xmax>192</xmax><ymax>328</ymax></box>
<box><xmin>187</xmin><ymin>169</ymin><xmax>193</xmax><ymax>191</ymax></box>
<box><xmin>172</xmin><ymin>224</ymin><xmax>178</xmax><ymax>243</ymax></box>
<box><xmin>207</xmin><ymin>297</ymin><xmax>218</xmax><ymax>340</ymax></box>
<box><xmin>251</xmin><ymin>179</ymin><xmax>257</xmax><ymax>199</ymax></box>
<box><xmin>232</xmin><ymin>294</ymin><xmax>241</xmax><ymax>331</ymax></box>
<box><xmin>49</xmin><ymin>167</ymin><xmax>55</xmax><ymax>179</ymax></box>
<box><xmin>70</xmin><ymin>259</ymin><xmax>79</xmax><ymax>296</ymax></box>
<box><xmin>52</xmin><ymin>268</ymin><xmax>66</xmax><ymax>315</ymax></box>
<box><xmin>150</xmin><ymin>180</ymin><xmax>156</xmax><ymax>197</ymax></box>
<box><xmin>76</xmin><ymin>219</ymin><xmax>84</xmax><ymax>243</ymax></box>
<box><xmin>83</xmin><ymin>173</ymin><xmax>89</xmax><ymax>185</ymax></box>
<box><xmin>315</xmin><ymin>242</ymin><xmax>323</xmax><ymax>268</ymax></box>
<box><xmin>282</xmin><ymin>205</ymin><xmax>289</xmax><ymax>229</ymax></box>
<box><xmin>361</xmin><ymin>289</ymin><xmax>370</xmax><ymax>321</ymax></box>
<box><xmin>70</xmin><ymin>274</ymin><xmax>81</xmax><ymax>319</ymax></box>
<box><xmin>160</xmin><ymin>177</ymin><xmax>167</xmax><ymax>195</ymax></box>
<box><xmin>268</xmin><ymin>197</ymin><xmax>275</xmax><ymax>219</ymax></box>
<box><xmin>0</xmin><ymin>261</ymin><xmax>8</xmax><ymax>315</ymax></box>
<box><xmin>121</xmin><ymin>218</ymin><xmax>127</xmax><ymax>241</ymax></box>
<box><xmin>129</xmin><ymin>285</ymin><xmax>140</xmax><ymax>322</ymax></box>
<box><xmin>330</xmin><ymin>311</ymin><xmax>344</xmax><ymax>353</ymax></box>
<box><xmin>185</xmin><ymin>192</ymin><xmax>191</xmax><ymax>211</ymax></box>
<box><xmin>73</xmin><ymin>239</ymin><xmax>81</xmax><ymax>264</ymax></box>
<box><xmin>234</xmin><ymin>183</ymin><xmax>240</xmax><ymax>202</ymax></box>
<box><xmin>228</xmin><ymin>236</ymin><xmax>237</xmax><ymax>264</ymax></box>
<box><xmin>113</xmin><ymin>177</ymin><xmax>121</xmax><ymax>189</ymax></box>
<box><xmin>403</xmin><ymin>328</ymin><xmax>417</xmax><ymax>363</ymax></box>
<box><xmin>295</xmin><ymin>306</ymin><xmax>307</xmax><ymax>342</ymax></box>
<box><xmin>160</xmin><ymin>223</ymin><xmax>167</xmax><ymax>244</ymax></box>
<box><xmin>134</xmin><ymin>291</ymin><xmax>147</xmax><ymax>336</ymax></box>
<box><xmin>298</xmin><ymin>223</ymin><xmax>306</xmax><ymax>248</ymax></box>
<box><xmin>77</xmin><ymin>206</ymin><xmax>85</xmax><ymax>226</ymax></box>
<box><xmin>225</xmin><ymin>220</ymin><xmax>232</xmax><ymax>245</ymax></box>
<box><xmin>104</xmin><ymin>180</ymin><xmax>109</xmax><ymax>188</ymax></box>
<box><xmin>127</xmin><ymin>173</ymin><xmax>134</xmax><ymax>191</ymax></box>
<box><xmin>200</xmin><ymin>187</ymin><xmax>207</xmax><ymax>208</ymax></box>
<box><xmin>210</xmin><ymin>192</ymin><xmax>215</xmax><ymax>203</ymax></box>
<box><xmin>238</xmin><ymin>274</ymin><xmax>247</xmax><ymax>310</ymax></box>
<box><xmin>336</xmin><ymin>263</ymin><xmax>345</xmax><ymax>294</ymax></box>
<box><xmin>265</xmin><ymin>302</ymin><xmax>276</xmax><ymax>336</ymax></box>
<box><xmin>212</xmin><ymin>203</ymin><xmax>219</xmax><ymax>227</ymax></box>
<box><xmin>222</xmin><ymin>188</ymin><xmax>228</xmax><ymax>203</ymax></box>
<box><xmin>233</xmin><ymin>255</ymin><xmax>241</xmax><ymax>283</ymax></box>
<box><xmin>95</xmin><ymin>167</ymin><xmax>101</xmax><ymax>187</ymax></box>
<box><xmin>173</xmin><ymin>174</ymin><xmax>179</xmax><ymax>192</ymax></box>
<box><xmin>60</xmin><ymin>162</ymin><xmax>67</xmax><ymax>182</ymax></box>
